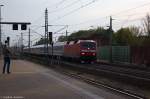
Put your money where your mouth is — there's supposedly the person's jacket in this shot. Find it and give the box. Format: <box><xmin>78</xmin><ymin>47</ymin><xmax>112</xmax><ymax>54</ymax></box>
<box><xmin>3</xmin><ymin>48</ymin><xmax>11</xmax><ymax>58</ymax></box>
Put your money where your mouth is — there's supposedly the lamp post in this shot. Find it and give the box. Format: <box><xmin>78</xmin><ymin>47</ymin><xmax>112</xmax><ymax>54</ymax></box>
<box><xmin>0</xmin><ymin>5</ymin><xmax>4</xmax><ymax>55</ymax></box>
<box><xmin>0</xmin><ymin>5</ymin><xmax>4</xmax><ymax>43</ymax></box>
<box><xmin>0</xmin><ymin>5</ymin><xmax>4</xmax><ymax>56</ymax></box>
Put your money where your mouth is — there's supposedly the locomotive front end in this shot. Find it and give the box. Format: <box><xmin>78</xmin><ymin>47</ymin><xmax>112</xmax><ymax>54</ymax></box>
<box><xmin>80</xmin><ymin>40</ymin><xmax>97</xmax><ymax>63</ymax></box>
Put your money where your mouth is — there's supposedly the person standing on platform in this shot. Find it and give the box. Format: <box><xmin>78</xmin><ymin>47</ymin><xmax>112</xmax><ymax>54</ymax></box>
<box><xmin>2</xmin><ymin>45</ymin><xmax>11</xmax><ymax>74</ymax></box>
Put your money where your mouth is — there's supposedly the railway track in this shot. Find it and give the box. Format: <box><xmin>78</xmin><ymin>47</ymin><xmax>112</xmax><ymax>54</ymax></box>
<box><xmin>93</xmin><ymin>63</ymin><xmax>150</xmax><ymax>79</ymax></box>
<box><xmin>96</xmin><ymin>62</ymin><xmax>150</xmax><ymax>71</ymax></box>
<box><xmin>54</xmin><ymin>67</ymin><xmax>147</xmax><ymax>99</ymax></box>
<box><xmin>61</xmin><ymin>61</ymin><xmax>150</xmax><ymax>83</ymax></box>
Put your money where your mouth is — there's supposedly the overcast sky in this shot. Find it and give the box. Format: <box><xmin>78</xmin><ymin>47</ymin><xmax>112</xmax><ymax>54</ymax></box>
<box><xmin>0</xmin><ymin>0</ymin><xmax>150</xmax><ymax>46</ymax></box>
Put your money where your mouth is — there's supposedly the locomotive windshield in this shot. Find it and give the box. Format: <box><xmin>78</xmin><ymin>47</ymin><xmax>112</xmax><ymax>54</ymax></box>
<box><xmin>81</xmin><ymin>42</ymin><xmax>96</xmax><ymax>49</ymax></box>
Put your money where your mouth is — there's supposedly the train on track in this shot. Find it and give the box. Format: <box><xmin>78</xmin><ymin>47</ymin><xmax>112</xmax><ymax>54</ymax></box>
<box><xmin>24</xmin><ymin>40</ymin><xmax>97</xmax><ymax>63</ymax></box>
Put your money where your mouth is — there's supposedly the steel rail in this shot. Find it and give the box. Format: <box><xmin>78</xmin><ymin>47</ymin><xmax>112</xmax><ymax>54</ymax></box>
<box><xmin>59</xmin><ymin>69</ymin><xmax>147</xmax><ymax>99</ymax></box>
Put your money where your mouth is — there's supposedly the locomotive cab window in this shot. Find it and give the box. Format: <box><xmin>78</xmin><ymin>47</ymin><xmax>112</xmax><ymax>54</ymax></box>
<box><xmin>81</xmin><ymin>42</ymin><xmax>96</xmax><ymax>49</ymax></box>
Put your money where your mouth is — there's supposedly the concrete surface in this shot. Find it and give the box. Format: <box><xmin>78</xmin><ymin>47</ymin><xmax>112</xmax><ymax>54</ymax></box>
<box><xmin>0</xmin><ymin>60</ymin><xmax>132</xmax><ymax>99</ymax></box>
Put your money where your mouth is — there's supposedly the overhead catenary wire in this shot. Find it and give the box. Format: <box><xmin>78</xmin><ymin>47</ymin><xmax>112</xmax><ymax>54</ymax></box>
<box><xmin>49</xmin><ymin>0</ymin><xmax>99</xmax><ymax>23</ymax></box>
<box><xmin>31</xmin><ymin>15</ymin><xmax>44</xmax><ymax>25</ymax></box>
<box><xmin>113</xmin><ymin>13</ymin><xmax>147</xmax><ymax>27</ymax></box>
<box><xmin>66</xmin><ymin>1</ymin><xmax>150</xmax><ymax>32</ymax></box>
<box><xmin>32</xmin><ymin>0</ymin><xmax>101</xmax><ymax>28</ymax></box>
<box><xmin>113</xmin><ymin>11</ymin><xmax>150</xmax><ymax>18</ymax></box>
<box><xmin>68</xmin><ymin>1</ymin><xmax>150</xmax><ymax>26</ymax></box>
<box><xmin>31</xmin><ymin>0</ymin><xmax>78</xmax><ymax>30</ymax></box>
<box><xmin>68</xmin><ymin>16</ymin><xmax>108</xmax><ymax>27</ymax></box>
<box><xmin>112</xmin><ymin>17</ymin><xmax>143</xmax><ymax>31</ymax></box>
<box><xmin>112</xmin><ymin>1</ymin><xmax>150</xmax><ymax>17</ymax></box>
<box><xmin>47</xmin><ymin>0</ymin><xmax>68</xmax><ymax>9</ymax></box>
<box><xmin>48</xmin><ymin>0</ymin><xmax>81</xmax><ymax>14</ymax></box>
<box><xmin>40</xmin><ymin>0</ymin><xmax>69</xmax><ymax>9</ymax></box>
<box><xmin>53</xmin><ymin>26</ymin><xmax>68</xmax><ymax>34</ymax></box>
<box><xmin>71</xmin><ymin>2</ymin><xmax>150</xmax><ymax>27</ymax></box>
<box><xmin>33</xmin><ymin>0</ymin><xmax>150</xmax><ymax>27</ymax></box>
<box><xmin>31</xmin><ymin>0</ymin><xmax>69</xmax><ymax>26</ymax></box>
<box><xmin>30</xmin><ymin>29</ymin><xmax>44</xmax><ymax>37</ymax></box>
<box><xmin>24</xmin><ymin>37</ymin><xmax>40</xmax><ymax>46</ymax></box>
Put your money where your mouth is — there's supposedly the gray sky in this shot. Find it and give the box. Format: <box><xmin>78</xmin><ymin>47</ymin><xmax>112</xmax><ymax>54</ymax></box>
<box><xmin>0</xmin><ymin>0</ymin><xmax>150</xmax><ymax>46</ymax></box>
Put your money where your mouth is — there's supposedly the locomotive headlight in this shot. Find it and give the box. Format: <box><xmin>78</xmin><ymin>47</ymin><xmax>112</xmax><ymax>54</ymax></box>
<box><xmin>81</xmin><ymin>52</ymin><xmax>85</xmax><ymax>55</ymax></box>
<box><xmin>92</xmin><ymin>53</ymin><xmax>96</xmax><ymax>56</ymax></box>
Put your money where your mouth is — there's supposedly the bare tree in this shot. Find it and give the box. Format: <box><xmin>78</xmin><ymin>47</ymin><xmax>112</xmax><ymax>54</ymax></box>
<box><xmin>143</xmin><ymin>14</ymin><xmax>150</xmax><ymax>36</ymax></box>
<box><xmin>129</xmin><ymin>26</ymin><xmax>142</xmax><ymax>37</ymax></box>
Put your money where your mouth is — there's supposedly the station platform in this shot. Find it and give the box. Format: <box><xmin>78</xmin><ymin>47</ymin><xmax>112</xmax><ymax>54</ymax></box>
<box><xmin>0</xmin><ymin>60</ymin><xmax>129</xmax><ymax>99</ymax></box>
